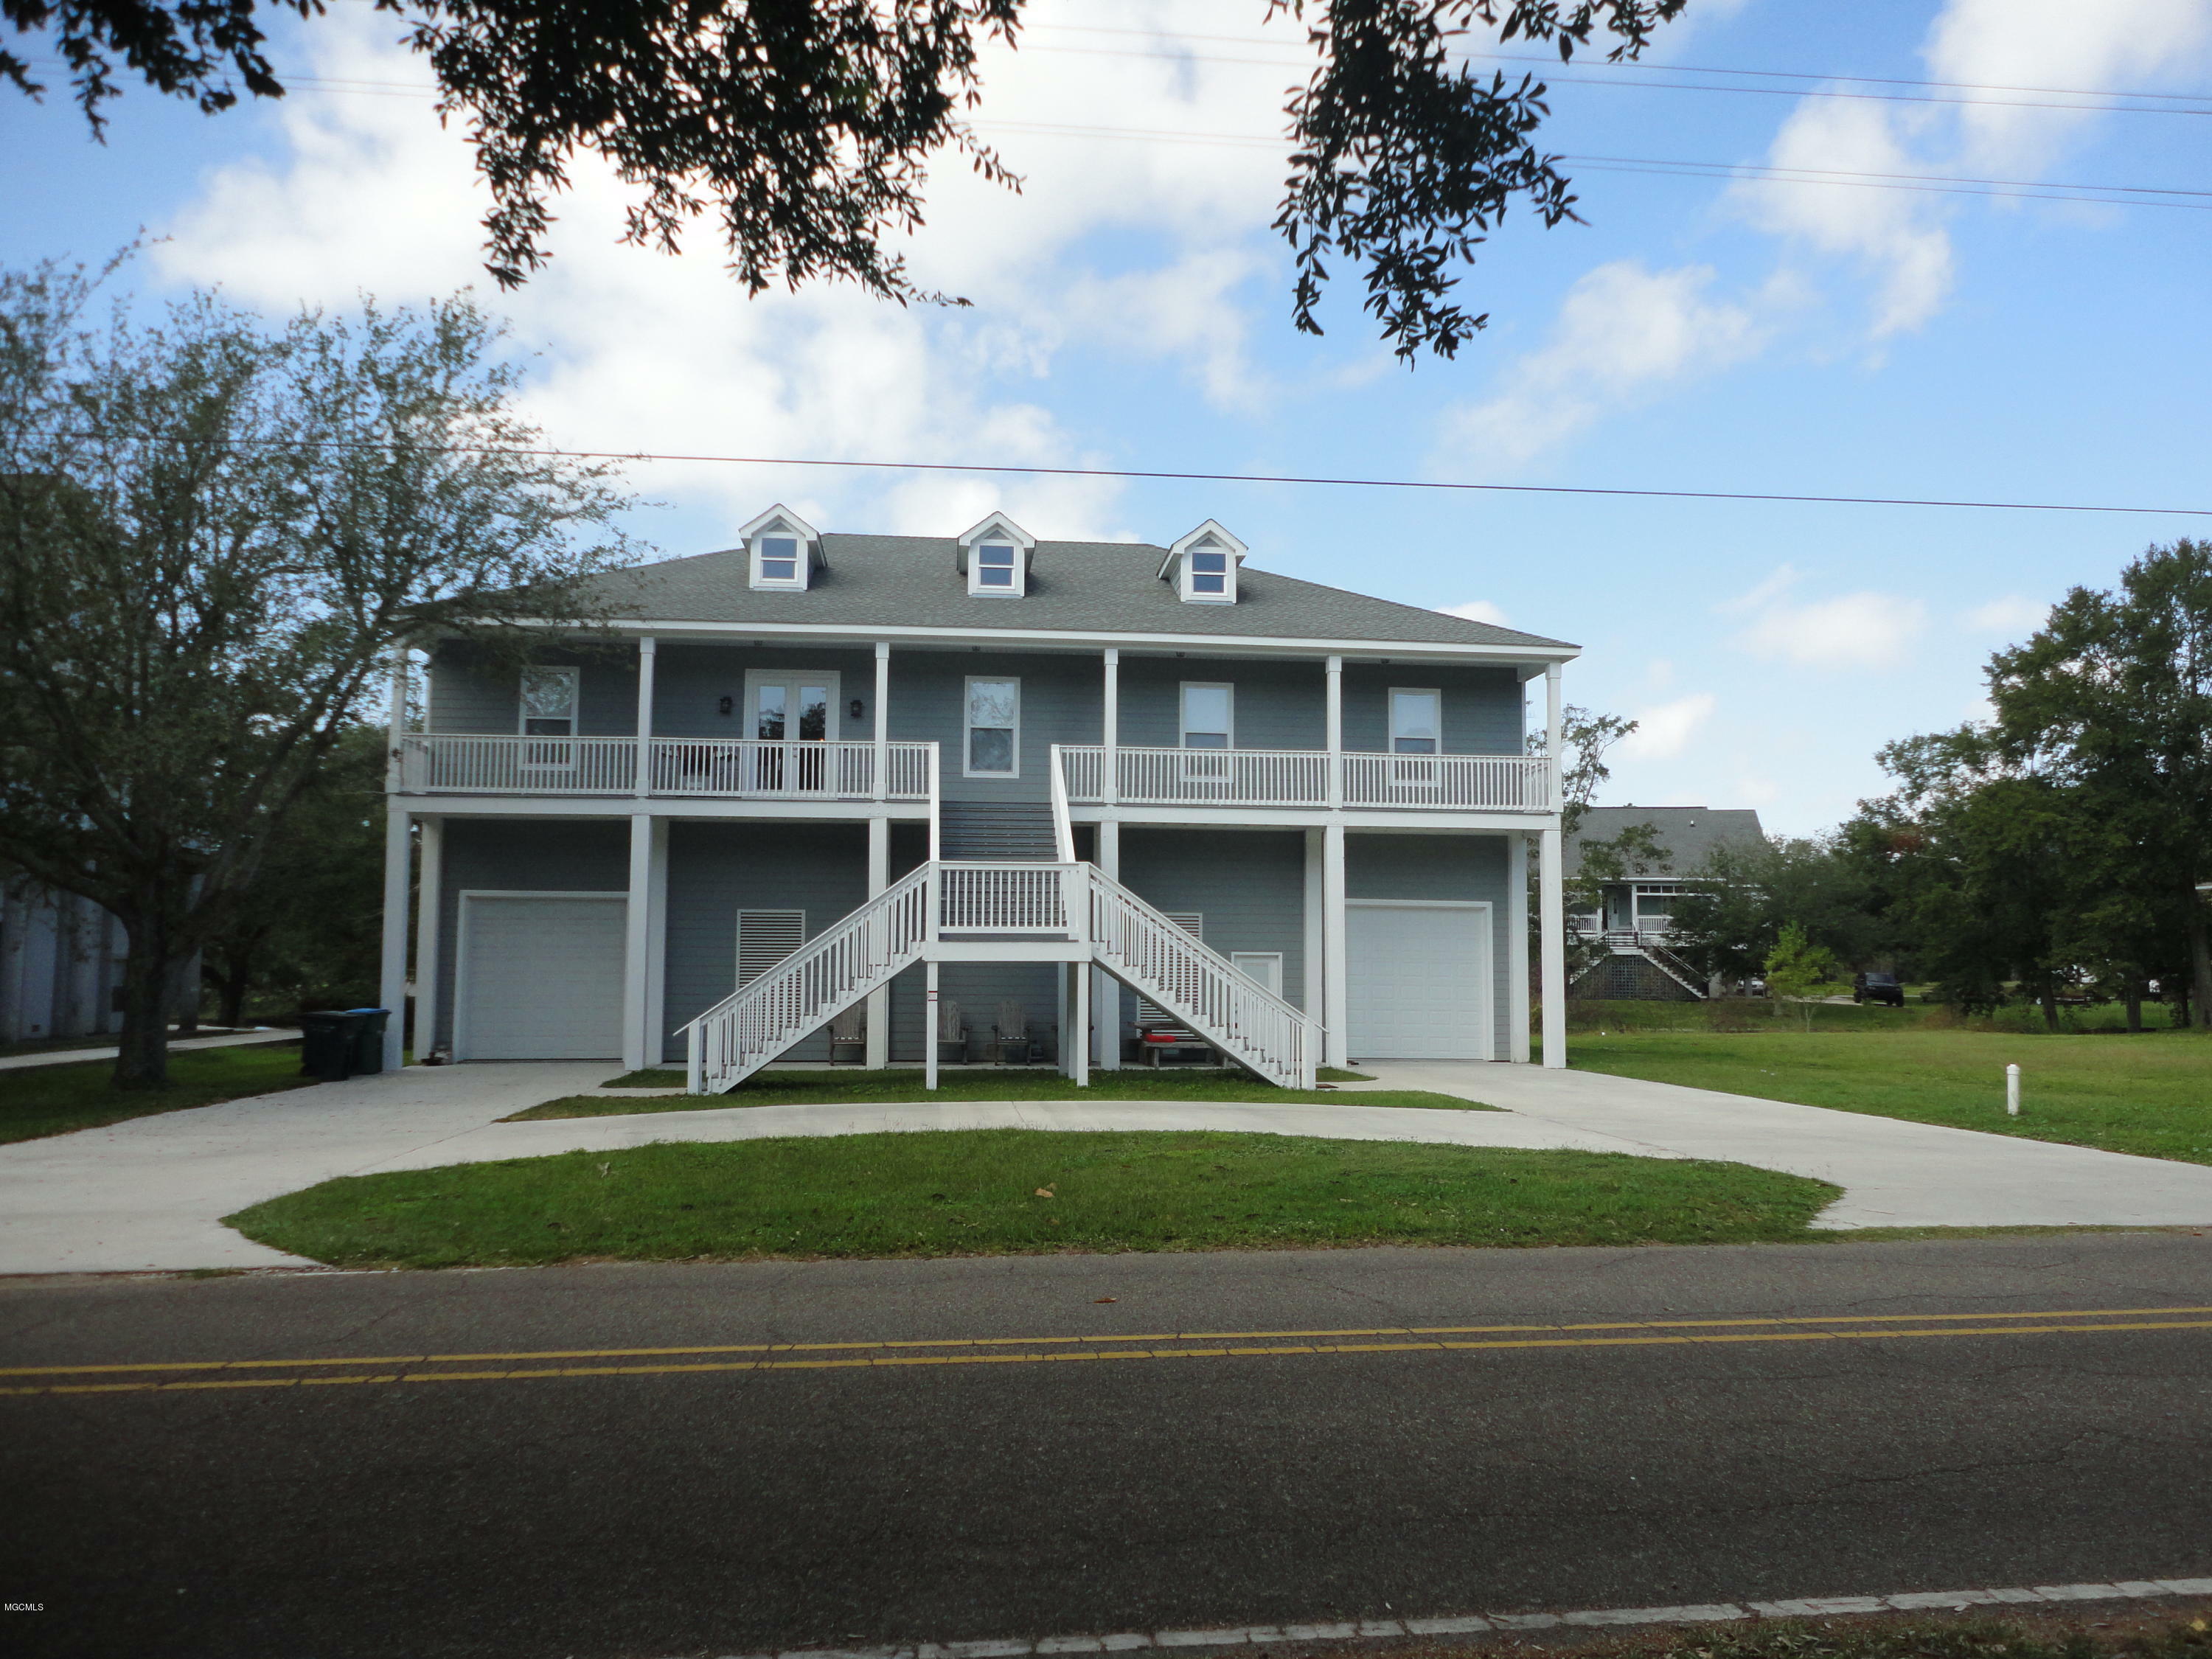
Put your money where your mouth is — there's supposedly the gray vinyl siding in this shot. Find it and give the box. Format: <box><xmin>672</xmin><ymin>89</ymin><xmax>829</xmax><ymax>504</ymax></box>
<box><xmin>1116</xmin><ymin>658</ymin><xmax>1326</xmax><ymax>750</ymax></box>
<box><xmin>660</xmin><ymin>822</ymin><xmax>872</xmax><ymax>1063</ymax></box>
<box><xmin>1338</xmin><ymin>663</ymin><xmax>1524</xmax><ymax>754</ymax></box>
<box><xmin>1346</xmin><ymin>832</ymin><xmax>1513</xmax><ymax>1058</ymax></box>
<box><xmin>887</xmin><ymin>650</ymin><xmax>1102</xmax><ymax>804</ymax></box>
<box><xmin>650</xmin><ymin>643</ymin><xmax>878</xmax><ymax>740</ymax></box>
<box><xmin>1114</xmin><ymin>828</ymin><xmax>1310</xmax><ymax>1046</ymax></box>
<box><xmin>433</xmin><ymin>818</ymin><xmax>630</xmax><ymax>1054</ymax></box>
<box><xmin>426</xmin><ymin>642</ymin><xmax>641</xmax><ymax>737</ymax></box>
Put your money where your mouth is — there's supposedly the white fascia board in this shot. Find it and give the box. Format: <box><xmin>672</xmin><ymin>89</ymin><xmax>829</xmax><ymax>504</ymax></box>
<box><xmin>571</xmin><ymin>617</ymin><xmax>1581</xmax><ymax>664</ymax></box>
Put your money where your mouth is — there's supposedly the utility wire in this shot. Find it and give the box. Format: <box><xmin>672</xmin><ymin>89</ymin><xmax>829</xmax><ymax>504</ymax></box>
<box><xmin>82</xmin><ymin>434</ymin><xmax>2209</xmax><ymax>519</ymax></box>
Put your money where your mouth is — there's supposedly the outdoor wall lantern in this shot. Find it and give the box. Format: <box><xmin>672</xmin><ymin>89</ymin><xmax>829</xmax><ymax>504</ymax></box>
<box><xmin>717</xmin><ymin>695</ymin><xmax>734</xmax><ymax>716</ymax></box>
<box><xmin>849</xmin><ymin>698</ymin><xmax>866</xmax><ymax>720</ymax></box>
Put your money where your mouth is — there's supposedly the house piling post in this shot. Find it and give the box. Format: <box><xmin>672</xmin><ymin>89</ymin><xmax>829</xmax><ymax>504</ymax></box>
<box><xmin>1540</xmin><ymin>664</ymin><xmax>1567</xmax><ymax>1069</ymax></box>
<box><xmin>378</xmin><ymin>649</ymin><xmax>412</xmax><ymax>1070</ymax></box>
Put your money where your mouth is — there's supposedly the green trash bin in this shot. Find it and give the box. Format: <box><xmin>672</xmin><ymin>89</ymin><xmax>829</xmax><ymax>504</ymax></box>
<box><xmin>346</xmin><ymin>1008</ymin><xmax>392</xmax><ymax>1076</ymax></box>
<box><xmin>298</xmin><ymin>1011</ymin><xmax>366</xmax><ymax>1082</ymax></box>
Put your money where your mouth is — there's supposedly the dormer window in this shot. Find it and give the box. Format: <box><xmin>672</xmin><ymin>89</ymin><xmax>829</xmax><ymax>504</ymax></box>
<box><xmin>757</xmin><ymin>536</ymin><xmax>801</xmax><ymax>585</ymax></box>
<box><xmin>1162</xmin><ymin>520</ymin><xmax>1248</xmax><ymax>605</ymax></box>
<box><xmin>957</xmin><ymin>510</ymin><xmax>1037</xmax><ymax>598</ymax></box>
<box><xmin>740</xmin><ymin>504</ymin><xmax>823</xmax><ymax>591</ymax></box>
<box><xmin>975</xmin><ymin>543</ymin><xmax>1018</xmax><ymax>591</ymax></box>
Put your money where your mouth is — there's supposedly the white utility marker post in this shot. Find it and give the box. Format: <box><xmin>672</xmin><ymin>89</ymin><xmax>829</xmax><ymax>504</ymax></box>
<box><xmin>1538</xmin><ymin>663</ymin><xmax>1567</xmax><ymax>1070</ymax></box>
<box><xmin>378</xmin><ymin>649</ymin><xmax>413</xmax><ymax>1071</ymax></box>
<box><xmin>866</xmin><ymin>641</ymin><xmax>891</xmax><ymax>1068</ymax></box>
<box><xmin>2006</xmin><ymin>1063</ymin><xmax>2021</xmax><ymax>1117</ymax></box>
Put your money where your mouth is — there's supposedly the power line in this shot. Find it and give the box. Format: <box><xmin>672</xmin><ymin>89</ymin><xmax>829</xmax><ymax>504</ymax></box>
<box><xmin>1024</xmin><ymin>21</ymin><xmax>2212</xmax><ymax>111</ymax></box>
<box><xmin>92</xmin><ymin>434</ymin><xmax>2208</xmax><ymax>520</ymax></box>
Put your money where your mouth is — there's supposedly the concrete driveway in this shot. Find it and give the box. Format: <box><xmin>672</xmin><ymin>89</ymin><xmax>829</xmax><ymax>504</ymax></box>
<box><xmin>4</xmin><ymin>1059</ymin><xmax>2211</xmax><ymax>1273</ymax></box>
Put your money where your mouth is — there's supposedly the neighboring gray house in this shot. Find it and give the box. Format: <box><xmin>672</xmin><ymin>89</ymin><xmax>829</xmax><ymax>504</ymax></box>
<box><xmin>374</xmin><ymin>508</ymin><xmax>1582</xmax><ymax>1087</ymax></box>
<box><xmin>1</xmin><ymin>874</ymin><xmax>128</xmax><ymax>1046</ymax></box>
<box><xmin>1567</xmin><ymin>805</ymin><xmax>1767</xmax><ymax>1000</ymax></box>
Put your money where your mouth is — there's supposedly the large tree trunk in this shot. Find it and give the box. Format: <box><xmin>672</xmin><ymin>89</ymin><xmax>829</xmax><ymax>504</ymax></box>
<box><xmin>113</xmin><ymin>920</ymin><xmax>178</xmax><ymax>1091</ymax></box>
<box><xmin>2189</xmin><ymin>902</ymin><xmax>2212</xmax><ymax>1030</ymax></box>
<box><xmin>213</xmin><ymin>952</ymin><xmax>254</xmax><ymax>1032</ymax></box>
<box><xmin>2125</xmin><ymin>982</ymin><xmax>2143</xmax><ymax>1034</ymax></box>
<box><xmin>2039</xmin><ymin>984</ymin><xmax>2060</xmax><ymax>1031</ymax></box>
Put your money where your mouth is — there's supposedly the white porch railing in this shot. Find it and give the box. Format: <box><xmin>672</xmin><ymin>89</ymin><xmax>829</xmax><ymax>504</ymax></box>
<box><xmin>398</xmin><ymin>734</ymin><xmax>933</xmax><ymax>800</ymax></box>
<box><xmin>682</xmin><ymin>858</ymin><xmax>1320</xmax><ymax>1093</ymax></box>
<box><xmin>650</xmin><ymin>738</ymin><xmax>933</xmax><ymax>800</ymax></box>
<box><xmin>686</xmin><ymin>865</ymin><xmax>933</xmax><ymax>1093</ymax></box>
<box><xmin>1086</xmin><ymin>867</ymin><xmax>1316</xmax><ymax>1090</ymax></box>
<box><xmin>1339</xmin><ymin>751</ymin><xmax>1551</xmax><ymax>810</ymax></box>
<box><xmin>1057</xmin><ymin>744</ymin><xmax>1551</xmax><ymax>812</ymax></box>
<box><xmin>399</xmin><ymin>734</ymin><xmax>638</xmax><ymax>793</ymax></box>
<box><xmin>936</xmin><ymin>862</ymin><xmax>1074</xmax><ymax>933</ymax></box>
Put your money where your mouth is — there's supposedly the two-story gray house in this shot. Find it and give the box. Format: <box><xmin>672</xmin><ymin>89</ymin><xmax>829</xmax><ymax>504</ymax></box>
<box><xmin>372</xmin><ymin>507</ymin><xmax>1580</xmax><ymax>1089</ymax></box>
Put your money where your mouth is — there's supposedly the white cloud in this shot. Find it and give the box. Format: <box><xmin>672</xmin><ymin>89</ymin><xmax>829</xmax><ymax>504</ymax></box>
<box><xmin>1740</xmin><ymin>590</ymin><xmax>1927</xmax><ymax>668</ymax></box>
<box><xmin>1437</xmin><ymin>599</ymin><xmax>1509</xmax><ymax>625</ymax></box>
<box><xmin>150</xmin><ymin>0</ymin><xmax>1302</xmax><ymax>543</ymax></box>
<box><xmin>1435</xmin><ymin>262</ymin><xmax>1767</xmax><ymax>470</ymax></box>
<box><xmin>1618</xmin><ymin>693</ymin><xmax>1719</xmax><ymax>762</ymax></box>
<box><xmin>1730</xmin><ymin>98</ymin><xmax>1954</xmax><ymax>337</ymax></box>
<box><xmin>1963</xmin><ymin>595</ymin><xmax>2048</xmax><ymax>634</ymax></box>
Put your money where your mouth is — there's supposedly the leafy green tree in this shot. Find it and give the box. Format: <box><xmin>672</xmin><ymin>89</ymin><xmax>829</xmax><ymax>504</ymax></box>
<box><xmin>198</xmin><ymin>726</ymin><xmax>389</xmax><ymax>1028</ymax></box>
<box><xmin>1980</xmin><ymin>541</ymin><xmax>2212</xmax><ymax>1026</ymax></box>
<box><xmin>2</xmin><ymin>0</ymin><xmax>1686</xmax><ymax>358</ymax></box>
<box><xmin>1762</xmin><ymin>921</ymin><xmax>1839</xmax><ymax>1030</ymax></box>
<box><xmin>0</xmin><ymin>260</ymin><xmax>634</xmax><ymax>1088</ymax></box>
<box><xmin>1666</xmin><ymin>833</ymin><xmax>1885</xmax><ymax>990</ymax></box>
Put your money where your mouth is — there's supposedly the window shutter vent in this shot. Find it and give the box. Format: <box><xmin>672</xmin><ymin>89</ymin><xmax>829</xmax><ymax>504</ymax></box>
<box><xmin>1137</xmin><ymin>915</ymin><xmax>1204</xmax><ymax>1024</ymax></box>
<box><xmin>737</xmin><ymin>910</ymin><xmax>807</xmax><ymax>985</ymax></box>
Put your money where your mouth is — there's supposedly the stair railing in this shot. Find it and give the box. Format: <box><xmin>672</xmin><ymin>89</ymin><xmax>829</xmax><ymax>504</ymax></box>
<box><xmin>684</xmin><ymin>864</ymin><xmax>933</xmax><ymax>1093</ymax></box>
<box><xmin>1048</xmin><ymin>743</ymin><xmax>1078</xmax><ymax>863</ymax></box>
<box><xmin>1083</xmin><ymin>866</ymin><xmax>1318</xmax><ymax>1090</ymax></box>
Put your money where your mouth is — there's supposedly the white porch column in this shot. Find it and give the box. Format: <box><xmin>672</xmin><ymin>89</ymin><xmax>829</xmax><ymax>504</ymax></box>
<box><xmin>622</xmin><ymin>813</ymin><xmax>653</xmax><ymax>1071</ymax></box>
<box><xmin>633</xmin><ymin>635</ymin><xmax>656</xmax><ymax>797</ymax></box>
<box><xmin>645</xmin><ymin>816</ymin><xmax>669</xmax><ymax>1068</ymax></box>
<box><xmin>1540</xmin><ymin>662</ymin><xmax>1566</xmax><ymax>1068</ymax></box>
<box><xmin>866</xmin><ymin>816</ymin><xmax>891</xmax><ymax>1068</ymax></box>
<box><xmin>378</xmin><ymin>650</ymin><xmax>411</xmax><ymax>1069</ymax></box>
<box><xmin>924</xmin><ymin>959</ymin><xmax>941</xmax><ymax>1092</ymax></box>
<box><xmin>1070</xmin><ymin>961</ymin><xmax>1090</xmax><ymax>1088</ymax></box>
<box><xmin>873</xmin><ymin>641</ymin><xmax>891</xmax><ymax>801</ymax></box>
<box><xmin>1322</xmin><ymin>821</ymin><xmax>1349</xmax><ymax>1071</ymax></box>
<box><xmin>1093</xmin><ymin>818</ymin><xmax>1121</xmax><ymax>1069</ymax></box>
<box><xmin>1507</xmin><ymin>830</ymin><xmax>1530</xmax><ymax>1062</ymax></box>
<box><xmin>1303</xmin><ymin>827</ymin><xmax>1324</xmax><ymax>1023</ymax></box>
<box><xmin>1101</xmin><ymin>647</ymin><xmax>1119</xmax><ymax>805</ymax></box>
<box><xmin>1324</xmin><ymin>654</ymin><xmax>1343</xmax><ymax>808</ymax></box>
<box><xmin>413</xmin><ymin>816</ymin><xmax>444</xmax><ymax>1062</ymax></box>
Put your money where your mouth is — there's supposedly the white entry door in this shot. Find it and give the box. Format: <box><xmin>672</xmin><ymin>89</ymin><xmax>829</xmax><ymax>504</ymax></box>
<box><xmin>1346</xmin><ymin>901</ymin><xmax>1493</xmax><ymax>1060</ymax></box>
<box><xmin>456</xmin><ymin>893</ymin><xmax>627</xmax><ymax>1060</ymax></box>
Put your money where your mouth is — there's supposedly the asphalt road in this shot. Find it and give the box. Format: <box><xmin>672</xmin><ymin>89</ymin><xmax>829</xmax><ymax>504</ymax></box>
<box><xmin>5</xmin><ymin>1233</ymin><xmax>2212</xmax><ymax>1659</ymax></box>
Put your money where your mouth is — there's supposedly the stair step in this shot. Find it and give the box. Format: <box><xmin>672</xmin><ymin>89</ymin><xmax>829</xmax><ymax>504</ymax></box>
<box><xmin>938</xmin><ymin>801</ymin><xmax>1060</xmax><ymax>860</ymax></box>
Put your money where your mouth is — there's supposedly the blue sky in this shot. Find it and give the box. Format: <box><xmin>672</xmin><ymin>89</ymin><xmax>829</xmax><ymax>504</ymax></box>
<box><xmin>5</xmin><ymin>0</ymin><xmax>2208</xmax><ymax>834</ymax></box>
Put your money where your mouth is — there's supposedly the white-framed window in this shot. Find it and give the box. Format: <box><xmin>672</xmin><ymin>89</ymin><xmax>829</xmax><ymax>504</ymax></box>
<box><xmin>518</xmin><ymin>667</ymin><xmax>579</xmax><ymax>737</ymax></box>
<box><xmin>965</xmin><ymin>676</ymin><xmax>1020</xmax><ymax>776</ymax></box>
<box><xmin>1180</xmin><ymin>683</ymin><xmax>1234</xmax><ymax>749</ymax></box>
<box><xmin>1389</xmin><ymin>688</ymin><xmax>1442</xmax><ymax>754</ymax></box>
<box><xmin>958</xmin><ymin>511</ymin><xmax>1035</xmax><ymax>599</ymax></box>
<box><xmin>740</xmin><ymin>504</ymin><xmax>821</xmax><ymax>591</ymax></box>
<box><xmin>1162</xmin><ymin>520</ymin><xmax>1246</xmax><ymax>605</ymax></box>
<box><xmin>1231</xmin><ymin>951</ymin><xmax>1283</xmax><ymax>995</ymax></box>
<box><xmin>970</xmin><ymin>541</ymin><xmax>1021</xmax><ymax>597</ymax></box>
<box><xmin>742</xmin><ymin>670</ymin><xmax>839</xmax><ymax>742</ymax></box>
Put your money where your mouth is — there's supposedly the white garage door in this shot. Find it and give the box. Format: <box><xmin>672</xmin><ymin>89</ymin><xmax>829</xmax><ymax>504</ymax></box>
<box><xmin>1347</xmin><ymin>902</ymin><xmax>1492</xmax><ymax>1060</ymax></box>
<box><xmin>457</xmin><ymin>894</ymin><xmax>627</xmax><ymax>1060</ymax></box>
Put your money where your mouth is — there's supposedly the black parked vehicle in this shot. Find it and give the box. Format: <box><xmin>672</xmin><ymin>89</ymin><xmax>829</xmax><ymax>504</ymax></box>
<box><xmin>1852</xmin><ymin>971</ymin><xmax>1905</xmax><ymax>1007</ymax></box>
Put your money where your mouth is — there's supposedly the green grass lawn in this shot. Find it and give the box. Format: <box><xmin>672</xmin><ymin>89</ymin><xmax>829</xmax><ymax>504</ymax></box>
<box><xmin>0</xmin><ymin>1041</ymin><xmax>312</xmax><ymax>1145</ymax></box>
<box><xmin>509</xmin><ymin>1066</ymin><xmax>1454</xmax><ymax>1121</ymax></box>
<box><xmin>223</xmin><ymin>1129</ymin><xmax>1838</xmax><ymax>1267</ymax></box>
<box><xmin>1565</xmin><ymin>1026</ymin><xmax>2212</xmax><ymax>1164</ymax></box>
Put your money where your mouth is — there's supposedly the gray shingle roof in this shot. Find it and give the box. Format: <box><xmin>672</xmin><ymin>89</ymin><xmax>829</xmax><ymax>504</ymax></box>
<box><xmin>573</xmin><ymin>534</ymin><xmax>1576</xmax><ymax>652</ymax></box>
<box><xmin>1566</xmin><ymin>807</ymin><xmax>1768</xmax><ymax>878</ymax></box>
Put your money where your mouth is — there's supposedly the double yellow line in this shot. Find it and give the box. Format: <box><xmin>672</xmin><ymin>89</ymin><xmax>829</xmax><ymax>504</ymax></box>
<box><xmin>5</xmin><ymin>1305</ymin><xmax>2209</xmax><ymax>1399</ymax></box>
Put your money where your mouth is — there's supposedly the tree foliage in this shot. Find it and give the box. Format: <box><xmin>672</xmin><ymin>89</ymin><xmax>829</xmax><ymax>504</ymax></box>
<box><xmin>0</xmin><ymin>259</ymin><xmax>635</xmax><ymax>1086</ymax></box>
<box><xmin>1663</xmin><ymin>832</ymin><xmax>1885</xmax><ymax>990</ymax></box>
<box><xmin>3</xmin><ymin>0</ymin><xmax>1687</xmax><ymax>359</ymax></box>
<box><xmin>1761</xmin><ymin>920</ymin><xmax>1838</xmax><ymax>1029</ymax></box>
